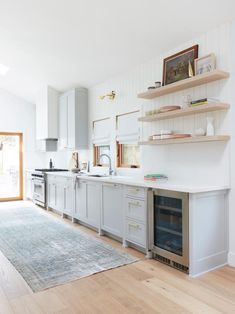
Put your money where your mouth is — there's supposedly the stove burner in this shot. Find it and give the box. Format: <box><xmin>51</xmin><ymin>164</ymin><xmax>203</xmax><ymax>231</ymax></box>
<box><xmin>35</xmin><ymin>169</ymin><xmax>68</xmax><ymax>172</ymax></box>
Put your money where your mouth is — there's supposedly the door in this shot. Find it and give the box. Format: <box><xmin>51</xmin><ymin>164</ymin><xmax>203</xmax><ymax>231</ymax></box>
<box><xmin>0</xmin><ymin>132</ymin><xmax>23</xmax><ymax>201</ymax></box>
<box><xmin>101</xmin><ymin>183</ymin><xmax>123</xmax><ymax>237</ymax></box>
<box><xmin>59</xmin><ymin>95</ymin><xmax>68</xmax><ymax>149</ymax></box>
<box><xmin>64</xmin><ymin>178</ymin><xmax>74</xmax><ymax>215</ymax></box>
<box><xmin>67</xmin><ymin>91</ymin><xmax>75</xmax><ymax>149</ymax></box>
<box><xmin>47</xmin><ymin>177</ymin><xmax>57</xmax><ymax>209</ymax></box>
<box><xmin>75</xmin><ymin>179</ymin><xmax>87</xmax><ymax>220</ymax></box>
<box><xmin>152</xmin><ymin>189</ymin><xmax>189</xmax><ymax>266</ymax></box>
<box><xmin>87</xmin><ymin>182</ymin><xmax>100</xmax><ymax>228</ymax></box>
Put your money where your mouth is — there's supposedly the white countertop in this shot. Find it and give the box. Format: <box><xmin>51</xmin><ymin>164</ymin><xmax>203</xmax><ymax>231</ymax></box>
<box><xmin>46</xmin><ymin>171</ymin><xmax>229</xmax><ymax>193</ymax></box>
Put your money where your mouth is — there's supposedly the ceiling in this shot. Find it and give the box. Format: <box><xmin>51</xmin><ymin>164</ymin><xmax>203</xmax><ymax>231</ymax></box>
<box><xmin>0</xmin><ymin>0</ymin><xmax>235</xmax><ymax>103</ymax></box>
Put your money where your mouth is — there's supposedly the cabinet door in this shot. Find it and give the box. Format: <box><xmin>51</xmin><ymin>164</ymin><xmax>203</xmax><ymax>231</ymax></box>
<box><xmin>59</xmin><ymin>95</ymin><xmax>68</xmax><ymax>150</ymax></box>
<box><xmin>47</xmin><ymin>180</ymin><xmax>56</xmax><ymax>209</ymax></box>
<box><xmin>101</xmin><ymin>183</ymin><xmax>123</xmax><ymax>237</ymax></box>
<box><xmin>56</xmin><ymin>180</ymin><xmax>64</xmax><ymax>213</ymax></box>
<box><xmin>64</xmin><ymin>179</ymin><xmax>74</xmax><ymax>215</ymax></box>
<box><xmin>75</xmin><ymin>180</ymin><xmax>87</xmax><ymax>220</ymax></box>
<box><xmin>67</xmin><ymin>91</ymin><xmax>76</xmax><ymax>149</ymax></box>
<box><xmin>87</xmin><ymin>182</ymin><xmax>100</xmax><ymax>228</ymax></box>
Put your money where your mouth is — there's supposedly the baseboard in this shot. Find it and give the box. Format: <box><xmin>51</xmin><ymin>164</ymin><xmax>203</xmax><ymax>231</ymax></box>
<box><xmin>228</xmin><ymin>252</ymin><xmax>235</xmax><ymax>267</ymax></box>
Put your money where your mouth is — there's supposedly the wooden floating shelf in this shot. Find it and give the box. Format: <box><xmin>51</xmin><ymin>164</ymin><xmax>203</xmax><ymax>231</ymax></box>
<box><xmin>138</xmin><ymin>103</ymin><xmax>230</xmax><ymax>122</ymax></box>
<box><xmin>139</xmin><ymin>135</ymin><xmax>230</xmax><ymax>146</ymax></box>
<box><xmin>138</xmin><ymin>70</ymin><xmax>230</xmax><ymax>99</ymax></box>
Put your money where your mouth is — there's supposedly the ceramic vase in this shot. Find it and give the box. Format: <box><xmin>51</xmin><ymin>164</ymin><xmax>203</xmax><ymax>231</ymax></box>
<box><xmin>206</xmin><ymin>117</ymin><xmax>214</xmax><ymax>136</ymax></box>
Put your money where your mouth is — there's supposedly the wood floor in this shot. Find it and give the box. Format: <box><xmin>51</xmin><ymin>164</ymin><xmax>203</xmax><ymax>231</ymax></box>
<box><xmin>0</xmin><ymin>202</ymin><xmax>235</xmax><ymax>314</ymax></box>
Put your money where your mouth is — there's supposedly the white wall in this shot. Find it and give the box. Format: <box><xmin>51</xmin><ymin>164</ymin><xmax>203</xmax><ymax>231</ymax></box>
<box><xmin>228</xmin><ymin>21</ymin><xmax>235</xmax><ymax>267</ymax></box>
<box><xmin>0</xmin><ymin>88</ymin><xmax>45</xmax><ymax>170</ymax></box>
<box><xmin>88</xmin><ymin>22</ymin><xmax>235</xmax><ymax>265</ymax></box>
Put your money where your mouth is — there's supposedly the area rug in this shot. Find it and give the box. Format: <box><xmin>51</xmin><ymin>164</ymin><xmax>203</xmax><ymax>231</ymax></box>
<box><xmin>0</xmin><ymin>206</ymin><xmax>138</xmax><ymax>292</ymax></box>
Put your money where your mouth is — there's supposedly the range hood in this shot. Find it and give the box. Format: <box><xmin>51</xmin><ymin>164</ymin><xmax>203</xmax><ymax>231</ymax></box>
<box><xmin>36</xmin><ymin>85</ymin><xmax>59</xmax><ymax>151</ymax></box>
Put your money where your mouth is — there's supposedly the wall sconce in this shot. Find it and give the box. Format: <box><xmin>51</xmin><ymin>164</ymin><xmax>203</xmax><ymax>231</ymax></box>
<box><xmin>99</xmin><ymin>91</ymin><xmax>116</xmax><ymax>100</ymax></box>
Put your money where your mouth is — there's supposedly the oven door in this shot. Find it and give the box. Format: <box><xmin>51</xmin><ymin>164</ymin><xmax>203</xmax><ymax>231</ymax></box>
<box><xmin>32</xmin><ymin>178</ymin><xmax>45</xmax><ymax>205</ymax></box>
<box><xmin>149</xmin><ymin>189</ymin><xmax>189</xmax><ymax>267</ymax></box>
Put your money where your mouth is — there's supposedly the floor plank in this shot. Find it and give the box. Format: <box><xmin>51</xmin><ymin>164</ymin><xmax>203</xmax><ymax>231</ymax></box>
<box><xmin>0</xmin><ymin>201</ymin><xmax>234</xmax><ymax>314</ymax></box>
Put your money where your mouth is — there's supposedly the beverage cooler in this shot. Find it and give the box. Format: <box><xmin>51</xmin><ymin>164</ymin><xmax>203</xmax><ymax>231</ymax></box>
<box><xmin>148</xmin><ymin>189</ymin><xmax>189</xmax><ymax>273</ymax></box>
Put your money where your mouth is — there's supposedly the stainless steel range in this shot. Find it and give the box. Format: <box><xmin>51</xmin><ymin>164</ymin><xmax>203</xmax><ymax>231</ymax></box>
<box><xmin>31</xmin><ymin>168</ymin><xmax>68</xmax><ymax>207</ymax></box>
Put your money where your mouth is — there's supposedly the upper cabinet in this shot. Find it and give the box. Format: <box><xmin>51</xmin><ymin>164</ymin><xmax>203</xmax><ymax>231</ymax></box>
<box><xmin>58</xmin><ymin>88</ymin><xmax>88</xmax><ymax>150</ymax></box>
<box><xmin>36</xmin><ymin>86</ymin><xmax>59</xmax><ymax>140</ymax></box>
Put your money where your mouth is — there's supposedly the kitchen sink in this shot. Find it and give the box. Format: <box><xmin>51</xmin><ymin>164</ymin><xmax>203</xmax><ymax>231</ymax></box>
<box><xmin>87</xmin><ymin>174</ymin><xmax>108</xmax><ymax>177</ymax></box>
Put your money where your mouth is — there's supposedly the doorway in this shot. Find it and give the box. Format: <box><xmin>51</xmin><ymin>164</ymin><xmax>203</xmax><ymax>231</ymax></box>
<box><xmin>0</xmin><ymin>133</ymin><xmax>23</xmax><ymax>201</ymax></box>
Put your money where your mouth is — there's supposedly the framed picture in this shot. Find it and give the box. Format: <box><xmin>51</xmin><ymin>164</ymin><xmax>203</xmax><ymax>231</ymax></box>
<box><xmin>162</xmin><ymin>45</ymin><xmax>198</xmax><ymax>86</ymax></box>
<box><xmin>194</xmin><ymin>53</ymin><xmax>216</xmax><ymax>75</ymax></box>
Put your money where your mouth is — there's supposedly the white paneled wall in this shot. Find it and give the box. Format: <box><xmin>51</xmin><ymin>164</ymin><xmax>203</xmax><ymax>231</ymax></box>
<box><xmin>89</xmin><ymin>22</ymin><xmax>231</xmax><ymax>185</ymax></box>
<box><xmin>88</xmin><ymin>21</ymin><xmax>235</xmax><ymax>266</ymax></box>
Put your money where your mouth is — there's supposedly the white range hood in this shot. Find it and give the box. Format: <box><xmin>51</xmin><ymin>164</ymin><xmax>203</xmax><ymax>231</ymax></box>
<box><xmin>36</xmin><ymin>85</ymin><xmax>59</xmax><ymax>151</ymax></box>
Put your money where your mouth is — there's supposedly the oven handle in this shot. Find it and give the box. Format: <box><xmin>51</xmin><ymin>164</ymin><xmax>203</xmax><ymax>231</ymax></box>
<box><xmin>32</xmin><ymin>178</ymin><xmax>45</xmax><ymax>184</ymax></box>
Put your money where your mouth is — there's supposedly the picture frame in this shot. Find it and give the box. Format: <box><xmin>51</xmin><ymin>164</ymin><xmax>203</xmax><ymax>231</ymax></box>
<box><xmin>162</xmin><ymin>45</ymin><xmax>199</xmax><ymax>86</ymax></box>
<box><xmin>194</xmin><ymin>53</ymin><xmax>216</xmax><ymax>75</ymax></box>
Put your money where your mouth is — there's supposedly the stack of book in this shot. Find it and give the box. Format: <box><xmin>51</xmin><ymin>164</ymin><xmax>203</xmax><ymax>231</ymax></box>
<box><xmin>144</xmin><ymin>174</ymin><xmax>168</xmax><ymax>182</ymax></box>
<box><xmin>190</xmin><ymin>98</ymin><xmax>219</xmax><ymax>107</ymax></box>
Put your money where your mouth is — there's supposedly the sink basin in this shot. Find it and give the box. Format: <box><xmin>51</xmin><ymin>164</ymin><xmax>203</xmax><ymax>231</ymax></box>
<box><xmin>87</xmin><ymin>174</ymin><xmax>108</xmax><ymax>177</ymax></box>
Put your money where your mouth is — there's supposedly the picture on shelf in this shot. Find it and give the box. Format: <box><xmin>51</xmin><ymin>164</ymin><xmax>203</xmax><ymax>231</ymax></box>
<box><xmin>194</xmin><ymin>53</ymin><xmax>216</xmax><ymax>75</ymax></box>
<box><xmin>162</xmin><ymin>45</ymin><xmax>198</xmax><ymax>86</ymax></box>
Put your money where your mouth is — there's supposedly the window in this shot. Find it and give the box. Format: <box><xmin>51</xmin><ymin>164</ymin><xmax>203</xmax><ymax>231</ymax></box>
<box><xmin>93</xmin><ymin>145</ymin><xmax>110</xmax><ymax>166</ymax></box>
<box><xmin>117</xmin><ymin>143</ymin><xmax>140</xmax><ymax>168</ymax></box>
<box><xmin>92</xmin><ymin>118</ymin><xmax>111</xmax><ymax>167</ymax></box>
<box><xmin>116</xmin><ymin>111</ymin><xmax>140</xmax><ymax>168</ymax></box>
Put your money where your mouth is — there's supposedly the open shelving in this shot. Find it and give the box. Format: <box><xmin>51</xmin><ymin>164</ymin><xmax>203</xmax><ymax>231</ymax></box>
<box><xmin>138</xmin><ymin>70</ymin><xmax>230</xmax><ymax>99</ymax></box>
<box><xmin>139</xmin><ymin>135</ymin><xmax>230</xmax><ymax>146</ymax></box>
<box><xmin>138</xmin><ymin>103</ymin><xmax>230</xmax><ymax>122</ymax></box>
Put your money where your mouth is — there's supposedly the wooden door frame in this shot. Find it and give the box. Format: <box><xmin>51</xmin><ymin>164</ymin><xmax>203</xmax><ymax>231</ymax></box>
<box><xmin>0</xmin><ymin>132</ymin><xmax>23</xmax><ymax>202</ymax></box>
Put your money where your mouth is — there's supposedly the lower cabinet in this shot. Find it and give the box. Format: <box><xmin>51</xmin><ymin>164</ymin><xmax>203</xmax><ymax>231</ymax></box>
<box><xmin>47</xmin><ymin>175</ymin><xmax>57</xmax><ymax>209</ymax></box>
<box><xmin>87</xmin><ymin>181</ymin><xmax>100</xmax><ymax>228</ymax></box>
<box><xmin>47</xmin><ymin>175</ymin><xmax>74</xmax><ymax>216</ymax></box>
<box><xmin>63</xmin><ymin>178</ymin><xmax>74</xmax><ymax>216</ymax></box>
<box><xmin>101</xmin><ymin>183</ymin><xmax>123</xmax><ymax>237</ymax></box>
<box><xmin>124</xmin><ymin>186</ymin><xmax>148</xmax><ymax>250</ymax></box>
<box><xmin>74</xmin><ymin>179</ymin><xmax>100</xmax><ymax>228</ymax></box>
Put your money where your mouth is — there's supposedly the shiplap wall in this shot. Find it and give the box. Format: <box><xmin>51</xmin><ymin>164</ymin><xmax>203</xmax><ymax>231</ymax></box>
<box><xmin>89</xmin><ymin>22</ymin><xmax>231</xmax><ymax>186</ymax></box>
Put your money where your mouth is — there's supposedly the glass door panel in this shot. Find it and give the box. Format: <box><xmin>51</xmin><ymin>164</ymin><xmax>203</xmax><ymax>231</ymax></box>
<box><xmin>154</xmin><ymin>195</ymin><xmax>183</xmax><ymax>256</ymax></box>
<box><xmin>0</xmin><ymin>133</ymin><xmax>23</xmax><ymax>201</ymax></box>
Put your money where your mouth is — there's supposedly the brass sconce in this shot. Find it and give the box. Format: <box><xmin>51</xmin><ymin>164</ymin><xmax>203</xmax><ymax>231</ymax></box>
<box><xmin>99</xmin><ymin>91</ymin><xmax>116</xmax><ymax>100</ymax></box>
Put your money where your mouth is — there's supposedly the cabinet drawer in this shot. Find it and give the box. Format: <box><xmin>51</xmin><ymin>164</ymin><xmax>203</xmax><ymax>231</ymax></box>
<box><xmin>125</xmin><ymin>197</ymin><xmax>145</xmax><ymax>222</ymax></box>
<box><xmin>125</xmin><ymin>186</ymin><xmax>145</xmax><ymax>199</ymax></box>
<box><xmin>125</xmin><ymin>219</ymin><xmax>146</xmax><ymax>247</ymax></box>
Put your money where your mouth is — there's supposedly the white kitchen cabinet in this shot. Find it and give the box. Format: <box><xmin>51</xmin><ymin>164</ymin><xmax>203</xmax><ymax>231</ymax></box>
<box><xmin>47</xmin><ymin>175</ymin><xmax>57</xmax><ymax>210</ymax></box>
<box><xmin>74</xmin><ymin>179</ymin><xmax>87</xmax><ymax>221</ymax></box>
<box><xmin>47</xmin><ymin>175</ymin><xmax>74</xmax><ymax>216</ymax></box>
<box><xmin>74</xmin><ymin>179</ymin><xmax>100</xmax><ymax>229</ymax></box>
<box><xmin>36</xmin><ymin>86</ymin><xmax>58</xmax><ymax>140</ymax></box>
<box><xmin>123</xmin><ymin>185</ymin><xmax>148</xmax><ymax>251</ymax></box>
<box><xmin>86</xmin><ymin>181</ymin><xmax>100</xmax><ymax>228</ymax></box>
<box><xmin>101</xmin><ymin>183</ymin><xmax>123</xmax><ymax>237</ymax></box>
<box><xmin>63</xmin><ymin>178</ymin><xmax>74</xmax><ymax>216</ymax></box>
<box><xmin>58</xmin><ymin>88</ymin><xmax>88</xmax><ymax>150</ymax></box>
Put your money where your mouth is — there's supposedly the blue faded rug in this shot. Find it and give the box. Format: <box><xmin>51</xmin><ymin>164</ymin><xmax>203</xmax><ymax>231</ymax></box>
<box><xmin>0</xmin><ymin>205</ymin><xmax>138</xmax><ymax>292</ymax></box>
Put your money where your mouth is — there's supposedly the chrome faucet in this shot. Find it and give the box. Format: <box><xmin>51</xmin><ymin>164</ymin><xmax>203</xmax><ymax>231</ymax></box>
<box><xmin>97</xmin><ymin>154</ymin><xmax>113</xmax><ymax>175</ymax></box>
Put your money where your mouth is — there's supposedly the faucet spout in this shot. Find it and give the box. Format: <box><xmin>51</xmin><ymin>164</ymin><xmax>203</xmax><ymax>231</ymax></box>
<box><xmin>97</xmin><ymin>154</ymin><xmax>113</xmax><ymax>175</ymax></box>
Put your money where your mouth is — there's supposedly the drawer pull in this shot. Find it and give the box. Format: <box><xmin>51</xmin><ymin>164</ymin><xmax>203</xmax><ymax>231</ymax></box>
<box><xmin>129</xmin><ymin>201</ymin><xmax>140</xmax><ymax>207</ymax></box>
<box><xmin>128</xmin><ymin>223</ymin><xmax>140</xmax><ymax>230</ymax></box>
<box><xmin>128</xmin><ymin>188</ymin><xmax>139</xmax><ymax>193</ymax></box>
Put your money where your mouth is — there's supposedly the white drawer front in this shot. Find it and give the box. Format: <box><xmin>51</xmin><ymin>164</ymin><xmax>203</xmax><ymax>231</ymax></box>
<box><xmin>125</xmin><ymin>197</ymin><xmax>145</xmax><ymax>222</ymax></box>
<box><xmin>125</xmin><ymin>186</ymin><xmax>145</xmax><ymax>199</ymax></box>
<box><xmin>125</xmin><ymin>219</ymin><xmax>146</xmax><ymax>247</ymax></box>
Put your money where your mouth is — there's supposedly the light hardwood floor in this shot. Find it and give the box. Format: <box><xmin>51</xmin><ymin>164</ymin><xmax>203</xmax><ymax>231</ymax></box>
<box><xmin>0</xmin><ymin>202</ymin><xmax>235</xmax><ymax>314</ymax></box>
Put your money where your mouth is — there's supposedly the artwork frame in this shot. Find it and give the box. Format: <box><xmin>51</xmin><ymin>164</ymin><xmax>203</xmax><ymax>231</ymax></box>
<box><xmin>162</xmin><ymin>45</ymin><xmax>199</xmax><ymax>86</ymax></box>
<box><xmin>194</xmin><ymin>53</ymin><xmax>216</xmax><ymax>75</ymax></box>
